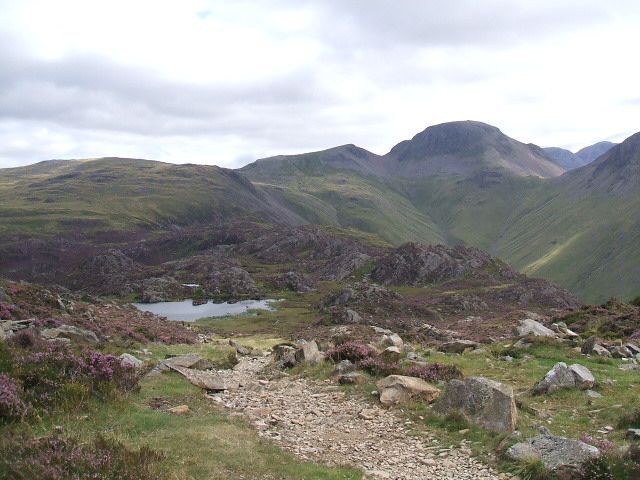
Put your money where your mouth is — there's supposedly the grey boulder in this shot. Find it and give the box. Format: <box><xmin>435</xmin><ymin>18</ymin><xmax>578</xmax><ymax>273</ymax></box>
<box><xmin>515</xmin><ymin>318</ymin><xmax>557</xmax><ymax>338</ymax></box>
<box><xmin>294</xmin><ymin>340</ymin><xmax>325</xmax><ymax>364</ymax></box>
<box><xmin>432</xmin><ymin>377</ymin><xmax>517</xmax><ymax>433</ymax></box>
<box><xmin>507</xmin><ymin>435</ymin><xmax>599</xmax><ymax>475</ymax></box>
<box><xmin>533</xmin><ymin>362</ymin><xmax>595</xmax><ymax>394</ymax></box>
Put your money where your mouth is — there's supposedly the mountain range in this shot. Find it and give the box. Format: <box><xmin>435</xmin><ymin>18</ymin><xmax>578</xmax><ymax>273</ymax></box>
<box><xmin>0</xmin><ymin>121</ymin><xmax>637</xmax><ymax>303</ymax></box>
<box><xmin>544</xmin><ymin>141</ymin><xmax>617</xmax><ymax>170</ymax></box>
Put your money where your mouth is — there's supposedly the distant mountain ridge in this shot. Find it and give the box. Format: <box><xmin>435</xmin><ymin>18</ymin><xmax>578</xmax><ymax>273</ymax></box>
<box><xmin>544</xmin><ymin>141</ymin><xmax>617</xmax><ymax>170</ymax></box>
<box><xmin>245</xmin><ymin>120</ymin><xmax>565</xmax><ymax>180</ymax></box>
<box><xmin>0</xmin><ymin>121</ymin><xmax>638</xmax><ymax>303</ymax></box>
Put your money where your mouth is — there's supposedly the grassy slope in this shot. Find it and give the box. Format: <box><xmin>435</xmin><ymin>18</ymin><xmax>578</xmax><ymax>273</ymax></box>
<box><xmin>248</xmin><ymin>168</ymin><xmax>445</xmax><ymax>245</ymax></box>
<box><xmin>0</xmin><ymin>158</ymin><xmax>300</xmax><ymax>236</ymax></box>
<box><xmin>496</xmin><ymin>186</ymin><xmax>640</xmax><ymax>303</ymax></box>
<box><xmin>22</xmin><ymin>341</ymin><xmax>361</xmax><ymax>480</ymax></box>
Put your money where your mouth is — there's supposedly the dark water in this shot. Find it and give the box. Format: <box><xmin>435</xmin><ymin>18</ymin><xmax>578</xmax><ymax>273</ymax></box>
<box><xmin>132</xmin><ymin>299</ymin><xmax>275</xmax><ymax>322</ymax></box>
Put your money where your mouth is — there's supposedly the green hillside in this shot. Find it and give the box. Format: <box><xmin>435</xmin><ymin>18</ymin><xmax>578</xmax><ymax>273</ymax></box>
<box><xmin>0</xmin><ymin>157</ymin><xmax>304</xmax><ymax>236</ymax></box>
<box><xmin>1</xmin><ymin>124</ymin><xmax>638</xmax><ymax>303</ymax></box>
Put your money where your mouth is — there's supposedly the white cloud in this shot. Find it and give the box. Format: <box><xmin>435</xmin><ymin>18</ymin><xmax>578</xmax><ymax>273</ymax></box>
<box><xmin>0</xmin><ymin>0</ymin><xmax>638</xmax><ymax>167</ymax></box>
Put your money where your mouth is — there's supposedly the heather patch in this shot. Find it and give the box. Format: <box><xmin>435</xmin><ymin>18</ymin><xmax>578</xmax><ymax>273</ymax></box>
<box><xmin>403</xmin><ymin>363</ymin><xmax>463</xmax><ymax>383</ymax></box>
<box><xmin>356</xmin><ymin>357</ymin><xmax>400</xmax><ymax>376</ymax></box>
<box><xmin>0</xmin><ymin>433</ymin><xmax>164</xmax><ymax>480</ymax></box>
<box><xmin>326</xmin><ymin>341</ymin><xmax>377</xmax><ymax>362</ymax></box>
<box><xmin>0</xmin><ymin>339</ymin><xmax>139</xmax><ymax>423</ymax></box>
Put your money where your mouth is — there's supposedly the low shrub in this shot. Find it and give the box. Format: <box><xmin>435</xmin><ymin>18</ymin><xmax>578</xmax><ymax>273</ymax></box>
<box><xmin>0</xmin><ymin>433</ymin><xmax>164</xmax><ymax>480</ymax></box>
<box><xmin>0</xmin><ymin>373</ymin><xmax>28</xmax><ymax>422</ymax></box>
<box><xmin>0</xmin><ymin>339</ymin><xmax>139</xmax><ymax>423</ymax></box>
<box><xmin>578</xmin><ymin>453</ymin><xmax>640</xmax><ymax>480</ymax></box>
<box><xmin>403</xmin><ymin>363</ymin><xmax>463</xmax><ymax>383</ymax></box>
<box><xmin>326</xmin><ymin>341</ymin><xmax>377</xmax><ymax>363</ymax></box>
<box><xmin>630</xmin><ymin>296</ymin><xmax>640</xmax><ymax>307</ymax></box>
<box><xmin>356</xmin><ymin>357</ymin><xmax>400</xmax><ymax>377</ymax></box>
<box><xmin>579</xmin><ymin>434</ymin><xmax>615</xmax><ymax>453</ymax></box>
<box><xmin>617</xmin><ymin>406</ymin><xmax>640</xmax><ymax>429</ymax></box>
<box><xmin>510</xmin><ymin>455</ymin><xmax>551</xmax><ymax>480</ymax></box>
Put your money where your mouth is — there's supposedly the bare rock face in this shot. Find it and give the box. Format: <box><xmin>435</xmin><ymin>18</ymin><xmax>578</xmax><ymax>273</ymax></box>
<box><xmin>267</xmin><ymin>271</ymin><xmax>314</xmax><ymax>293</ymax></box>
<box><xmin>507</xmin><ymin>435</ymin><xmax>600</xmax><ymax>476</ymax></box>
<box><xmin>371</xmin><ymin>243</ymin><xmax>517</xmax><ymax>286</ymax></box>
<box><xmin>533</xmin><ymin>362</ymin><xmax>595</xmax><ymax>394</ymax></box>
<box><xmin>207</xmin><ymin>266</ymin><xmax>258</xmax><ymax>297</ymax></box>
<box><xmin>141</xmin><ymin>276</ymin><xmax>183</xmax><ymax>303</ymax></box>
<box><xmin>70</xmin><ymin>249</ymin><xmax>140</xmax><ymax>295</ymax></box>
<box><xmin>515</xmin><ymin>318</ymin><xmax>557</xmax><ymax>338</ymax></box>
<box><xmin>376</xmin><ymin>375</ymin><xmax>440</xmax><ymax>407</ymax></box>
<box><xmin>432</xmin><ymin>377</ymin><xmax>517</xmax><ymax>433</ymax></box>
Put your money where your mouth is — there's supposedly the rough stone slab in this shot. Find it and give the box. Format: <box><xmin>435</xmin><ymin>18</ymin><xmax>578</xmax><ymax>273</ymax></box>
<box><xmin>376</xmin><ymin>375</ymin><xmax>440</xmax><ymax>407</ymax></box>
<box><xmin>169</xmin><ymin>364</ymin><xmax>239</xmax><ymax>391</ymax></box>
<box><xmin>432</xmin><ymin>377</ymin><xmax>517</xmax><ymax>433</ymax></box>
<box><xmin>507</xmin><ymin>435</ymin><xmax>599</xmax><ymax>473</ymax></box>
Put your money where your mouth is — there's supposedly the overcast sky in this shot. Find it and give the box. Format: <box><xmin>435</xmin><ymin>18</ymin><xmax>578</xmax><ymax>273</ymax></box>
<box><xmin>1</xmin><ymin>0</ymin><xmax>639</xmax><ymax>168</ymax></box>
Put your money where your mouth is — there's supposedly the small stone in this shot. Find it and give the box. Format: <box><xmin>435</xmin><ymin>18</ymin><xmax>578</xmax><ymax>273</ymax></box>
<box><xmin>168</xmin><ymin>405</ymin><xmax>190</xmax><ymax>414</ymax></box>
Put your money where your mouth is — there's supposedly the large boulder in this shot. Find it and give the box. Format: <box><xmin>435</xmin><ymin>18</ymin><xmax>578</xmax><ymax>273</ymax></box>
<box><xmin>507</xmin><ymin>435</ymin><xmax>600</xmax><ymax>476</ymax></box>
<box><xmin>376</xmin><ymin>375</ymin><xmax>440</xmax><ymax>407</ymax></box>
<box><xmin>294</xmin><ymin>340</ymin><xmax>325</xmax><ymax>364</ymax></box>
<box><xmin>533</xmin><ymin>362</ymin><xmax>595</xmax><ymax>394</ymax></box>
<box><xmin>515</xmin><ymin>318</ymin><xmax>557</xmax><ymax>338</ymax></box>
<box><xmin>432</xmin><ymin>377</ymin><xmax>517</xmax><ymax>433</ymax></box>
<box><xmin>41</xmin><ymin>325</ymin><xmax>99</xmax><ymax>344</ymax></box>
<box><xmin>378</xmin><ymin>346</ymin><xmax>401</xmax><ymax>363</ymax></box>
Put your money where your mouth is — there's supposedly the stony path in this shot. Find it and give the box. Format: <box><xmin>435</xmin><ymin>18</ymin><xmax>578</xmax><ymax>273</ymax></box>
<box><xmin>207</xmin><ymin>356</ymin><xmax>510</xmax><ymax>480</ymax></box>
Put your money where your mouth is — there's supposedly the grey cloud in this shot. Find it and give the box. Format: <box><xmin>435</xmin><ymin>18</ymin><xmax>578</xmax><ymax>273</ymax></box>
<box><xmin>312</xmin><ymin>0</ymin><xmax>615</xmax><ymax>49</ymax></box>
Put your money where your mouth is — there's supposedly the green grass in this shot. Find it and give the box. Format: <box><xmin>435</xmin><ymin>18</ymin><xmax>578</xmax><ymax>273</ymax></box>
<box><xmin>9</xmin><ymin>362</ymin><xmax>361</xmax><ymax>480</ymax></box>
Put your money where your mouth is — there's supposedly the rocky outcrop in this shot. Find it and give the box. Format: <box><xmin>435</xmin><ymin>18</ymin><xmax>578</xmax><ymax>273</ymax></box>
<box><xmin>533</xmin><ymin>362</ymin><xmax>595</xmax><ymax>394</ymax></box>
<box><xmin>432</xmin><ymin>377</ymin><xmax>517</xmax><ymax>433</ymax></box>
<box><xmin>141</xmin><ymin>276</ymin><xmax>183</xmax><ymax>303</ymax></box>
<box><xmin>514</xmin><ymin>318</ymin><xmax>557</xmax><ymax>338</ymax></box>
<box><xmin>507</xmin><ymin>435</ymin><xmax>600</xmax><ymax>476</ymax></box>
<box><xmin>371</xmin><ymin>243</ymin><xmax>518</xmax><ymax>286</ymax></box>
<box><xmin>41</xmin><ymin>324</ymin><xmax>99</xmax><ymax>343</ymax></box>
<box><xmin>266</xmin><ymin>271</ymin><xmax>314</xmax><ymax>293</ymax></box>
<box><xmin>377</xmin><ymin>375</ymin><xmax>441</xmax><ymax>407</ymax></box>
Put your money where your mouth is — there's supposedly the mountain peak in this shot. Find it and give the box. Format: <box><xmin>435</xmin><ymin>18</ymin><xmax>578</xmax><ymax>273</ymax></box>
<box><xmin>562</xmin><ymin>131</ymin><xmax>640</xmax><ymax>194</ymax></box>
<box><xmin>385</xmin><ymin>120</ymin><xmax>564</xmax><ymax>178</ymax></box>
